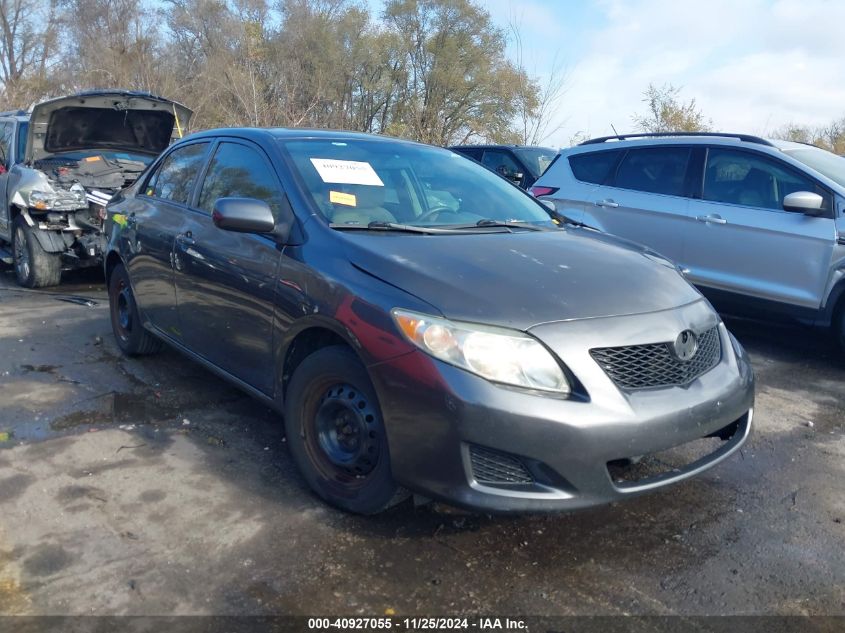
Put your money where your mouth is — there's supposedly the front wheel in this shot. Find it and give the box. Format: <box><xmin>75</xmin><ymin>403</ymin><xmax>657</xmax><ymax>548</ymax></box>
<box><xmin>284</xmin><ymin>345</ymin><xmax>408</xmax><ymax>514</ymax></box>
<box><xmin>108</xmin><ymin>263</ymin><xmax>162</xmax><ymax>356</ymax></box>
<box><xmin>12</xmin><ymin>216</ymin><xmax>62</xmax><ymax>288</ymax></box>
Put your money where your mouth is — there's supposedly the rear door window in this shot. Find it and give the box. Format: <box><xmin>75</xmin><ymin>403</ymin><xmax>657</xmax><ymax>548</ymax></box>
<box><xmin>146</xmin><ymin>142</ymin><xmax>210</xmax><ymax>204</ymax></box>
<box><xmin>455</xmin><ymin>148</ymin><xmax>483</xmax><ymax>161</ymax></box>
<box><xmin>703</xmin><ymin>148</ymin><xmax>831</xmax><ymax>213</ymax></box>
<box><xmin>569</xmin><ymin>150</ymin><xmax>623</xmax><ymax>184</ymax></box>
<box><xmin>613</xmin><ymin>147</ymin><xmax>691</xmax><ymax>196</ymax></box>
<box><xmin>197</xmin><ymin>142</ymin><xmax>286</xmax><ymax>220</ymax></box>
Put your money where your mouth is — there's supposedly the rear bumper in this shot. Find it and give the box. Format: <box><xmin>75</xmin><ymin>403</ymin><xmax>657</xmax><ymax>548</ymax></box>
<box><xmin>369</xmin><ymin>312</ymin><xmax>754</xmax><ymax>513</ymax></box>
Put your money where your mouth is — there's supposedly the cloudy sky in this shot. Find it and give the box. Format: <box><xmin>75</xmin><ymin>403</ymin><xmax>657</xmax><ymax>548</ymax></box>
<box><xmin>479</xmin><ymin>0</ymin><xmax>845</xmax><ymax>148</ymax></box>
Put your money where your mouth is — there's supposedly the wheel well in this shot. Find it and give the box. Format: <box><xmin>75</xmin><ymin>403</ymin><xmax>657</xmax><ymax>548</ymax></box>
<box><xmin>834</xmin><ymin>289</ymin><xmax>845</xmax><ymax>327</ymax></box>
<box><xmin>282</xmin><ymin>327</ymin><xmax>351</xmax><ymax>398</ymax></box>
<box><xmin>104</xmin><ymin>251</ymin><xmax>123</xmax><ymax>285</ymax></box>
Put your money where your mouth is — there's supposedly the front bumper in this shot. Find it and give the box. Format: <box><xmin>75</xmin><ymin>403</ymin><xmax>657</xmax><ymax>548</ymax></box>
<box><xmin>368</xmin><ymin>301</ymin><xmax>755</xmax><ymax>513</ymax></box>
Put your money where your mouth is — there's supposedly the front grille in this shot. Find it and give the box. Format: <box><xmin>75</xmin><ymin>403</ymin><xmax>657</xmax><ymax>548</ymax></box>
<box><xmin>590</xmin><ymin>326</ymin><xmax>721</xmax><ymax>390</ymax></box>
<box><xmin>469</xmin><ymin>445</ymin><xmax>533</xmax><ymax>484</ymax></box>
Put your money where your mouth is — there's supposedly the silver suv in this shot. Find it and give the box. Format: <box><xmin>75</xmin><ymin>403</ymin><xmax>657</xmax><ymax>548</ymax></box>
<box><xmin>531</xmin><ymin>132</ymin><xmax>845</xmax><ymax>350</ymax></box>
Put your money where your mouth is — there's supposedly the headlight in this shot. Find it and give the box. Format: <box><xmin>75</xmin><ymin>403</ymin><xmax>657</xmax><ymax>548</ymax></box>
<box><xmin>392</xmin><ymin>309</ymin><xmax>570</xmax><ymax>394</ymax></box>
<box><xmin>27</xmin><ymin>184</ymin><xmax>87</xmax><ymax>211</ymax></box>
<box><xmin>728</xmin><ymin>331</ymin><xmax>744</xmax><ymax>359</ymax></box>
<box><xmin>28</xmin><ymin>190</ymin><xmax>55</xmax><ymax>210</ymax></box>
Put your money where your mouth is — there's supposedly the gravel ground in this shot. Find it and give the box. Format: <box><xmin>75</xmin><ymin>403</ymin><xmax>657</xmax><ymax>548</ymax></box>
<box><xmin>0</xmin><ymin>266</ymin><xmax>843</xmax><ymax>618</ymax></box>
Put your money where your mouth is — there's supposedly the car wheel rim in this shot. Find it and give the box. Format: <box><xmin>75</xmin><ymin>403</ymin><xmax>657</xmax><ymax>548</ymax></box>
<box><xmin>112</xmin><ymin>279</ymin><xmax>133</xmax><ymax>341</ymax></box>
<box><xmin>13</xmin><ymin>228</ymin><xmax>29</xmax><ymax>280</ymax></box>
<box><xmin>311</xmin><ymin>382</ymin><xmax>380</xmax><ymax>480</ymax></box>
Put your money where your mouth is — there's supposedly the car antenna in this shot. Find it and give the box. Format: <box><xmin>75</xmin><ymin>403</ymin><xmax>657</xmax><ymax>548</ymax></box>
<box><xmin>610</xmin><ymin>123</ymin><xmax>619</xmax><ymax>136</ymax></box>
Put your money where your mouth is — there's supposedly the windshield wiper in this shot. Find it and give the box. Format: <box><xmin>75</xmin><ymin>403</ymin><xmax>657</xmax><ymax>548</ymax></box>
<box><xmin>549</xmin><ymin>212</ymin><xmax>597</xmax><ymax>230</ymax></box>
<box><xmin>444</xmin><ymin>219</ymin><xmax>549</xmax><ymax>232</ymax></box>
<box><xmin>330</xmin><ymin>221</ymin><xmax>457</xmax><ymax>234</ymax></box>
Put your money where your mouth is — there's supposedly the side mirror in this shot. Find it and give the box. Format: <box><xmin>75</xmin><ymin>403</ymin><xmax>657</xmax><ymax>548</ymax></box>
<box><xmin>212</xmin><ymin>197</ymin><xmax>276</xmax><ymax>234</ymax></box>
<box><xmin>783</xmin><ymin>191</ymin><xmax>825</xmax><ymax>216</ymax></box>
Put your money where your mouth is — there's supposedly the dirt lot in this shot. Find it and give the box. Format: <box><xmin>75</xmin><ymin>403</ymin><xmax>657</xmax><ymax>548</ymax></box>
<box><xmin>0</xmin><ymin>266</ymin><xmax>843</xmax><ymax>618</ymax></box>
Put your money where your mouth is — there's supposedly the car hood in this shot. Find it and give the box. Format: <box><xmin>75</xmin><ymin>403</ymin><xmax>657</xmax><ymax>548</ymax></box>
<box><xmin>343</xmin><ymin>227</ymin><xmax>703</xmax><ymax>330</ymax></box>
<box><xmin>26</xmin><ymin>90</ymin><xmax>193</xmax><ymax>161</ymax></box>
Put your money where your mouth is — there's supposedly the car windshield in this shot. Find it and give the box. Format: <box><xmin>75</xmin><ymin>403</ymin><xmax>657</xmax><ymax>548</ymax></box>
<box><xmin>280</xmin><ymin>138</ymin><xmax>555</xmax><ymax>230</ymax></box>
<box><xmin>514</xmin><ymin>147</ymin><xmax>558</xmax><ymax>178</ymax></box>
<box><xmin>783</xmin><ymin>147</ymin><xmax>845</xmax><ymax>188</ymax></box>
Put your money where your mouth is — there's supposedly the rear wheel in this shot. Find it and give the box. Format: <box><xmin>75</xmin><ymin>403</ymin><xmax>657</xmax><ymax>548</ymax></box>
<box><xmin>108</xmin><ymin>263</ymin><xmax>162</xmax><ymax>356</ymax></box>
<box><xmin>12</xmin><ymin>216</ymin><xmax>61</xmax><ymax>288</ymax></box>
<box><xmin>284</xmin><ymin>345</ymin><xmax>408</xmax><ymax>514</ymax></box>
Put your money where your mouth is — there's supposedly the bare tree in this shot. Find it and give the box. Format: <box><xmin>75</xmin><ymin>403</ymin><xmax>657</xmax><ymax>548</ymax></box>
<box><xmin>0</xmin><ymin>0</ymin><xmax>570</xmax><ymax>145</ymax></box>
<box><xmin>772</xmin><ymin>117</ymin><xmax>845</xmax><ymax>155</ymax></box>
<box><xmin>0</xmin><ymin>0</ymin><xmax>60</xmax><ymax>107</ymax></box>
<box><xmin>61</xmin><ymin>0</ymin><xmax>163</xmax><ymax>92</ymax></box>
<box><xmin>509</xmin><ymin>19</ymin><xmax>566</xmax><ymax>145</ymax></box>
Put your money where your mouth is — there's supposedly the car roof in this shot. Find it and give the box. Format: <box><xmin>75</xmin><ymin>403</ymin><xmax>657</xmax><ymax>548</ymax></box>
<box><xmin>181</xmin><ymin>127</ymin><xmax>433</xmax><ymax>147</ymax></box>
<box><xmin>578</xmin><ymin>132</ymin><xmax>778</xmax><ymax>148</ymax></box>
<box><xmin>449</xmin><ymin>144</ymin><xmax>556</xmax><ymax>151</ymax></box>
<box><xmin>568</xmin><ymin>133</ymin><xmax>843</xmax><ymax>160</ymax></box>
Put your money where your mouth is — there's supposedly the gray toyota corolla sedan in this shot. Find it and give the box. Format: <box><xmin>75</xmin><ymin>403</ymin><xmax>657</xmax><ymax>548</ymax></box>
<box><xmin>104</xmin><ymin>128</ymin><xmax>754</xmax><ymax>514</ymax></box>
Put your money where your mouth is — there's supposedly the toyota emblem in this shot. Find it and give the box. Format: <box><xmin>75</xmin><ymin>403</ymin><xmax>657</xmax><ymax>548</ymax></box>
<box><xmin>673</xmin><ymin>330</ymin><xmax>698</xmax><ymax>361</ymax></box>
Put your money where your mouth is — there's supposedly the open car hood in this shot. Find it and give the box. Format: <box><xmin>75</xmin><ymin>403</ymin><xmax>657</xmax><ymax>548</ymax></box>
<box><xmin>26</xmin><ymin>90</ymin><xmax>193</xmax><ymax>161</ymax></box>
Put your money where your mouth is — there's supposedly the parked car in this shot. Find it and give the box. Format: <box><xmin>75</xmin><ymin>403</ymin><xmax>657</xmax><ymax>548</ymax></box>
<box><xmin>531</xmin><ymin>132</ymin><xmax>845</xmax><ymax>350</ymax></box>
<box><xmin>0</xmin><ymin>90</ymin><xmax>192</xmax><ymax>287</ymax></box>
<box><xmin>449</xmin><ymin>144</ymin><xmax>557</xmax><ymax>189</ymax></box>
<box><xmin>105</xmin><ymin>128</ymin><xmax>754</xmax><ymax>514</ymax></box>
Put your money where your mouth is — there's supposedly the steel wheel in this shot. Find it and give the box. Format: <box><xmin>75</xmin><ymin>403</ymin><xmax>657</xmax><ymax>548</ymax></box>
<box><xmin>284</xmin><ymin>345</ymin><xmax>407</xmax><ymax>514</ymax></box>
<box><xmin>309</xmin><ymin>382</ymin><xmax>381</xmax><ymax>482</ymax></box>
<box><xmin>108</xmin><ymin>263</ymin><xmax>162</xmax><ymax>356</ymax></box>
<box><xmin>111</xmin><ymin>275</ymin><xmax>133</xmax><ymax>344</ymax></box>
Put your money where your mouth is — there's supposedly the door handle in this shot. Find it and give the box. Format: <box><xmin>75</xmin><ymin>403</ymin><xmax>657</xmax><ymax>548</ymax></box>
<box><xmin>176</xmin><ymin>231</ymin><xmax>196</xmax><ymax>247</ymax></box>
<box><xmin>696</xmin><ymin>215</ymin><xmax>727</xmax><ymax>225</ymax></box>
<box><xmin>596</xmin><ymin>199</ymin><xmax>619</xmax><ymax>208</ymax></box>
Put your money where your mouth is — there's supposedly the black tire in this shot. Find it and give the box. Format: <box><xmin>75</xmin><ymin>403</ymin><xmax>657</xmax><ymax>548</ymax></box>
<box><xmin>108</xmin><ymin>263</ymin><xmax>162</xmax><ymax>356</ymax></box>
<box><xmin>12</xmin><ymin>216</ymin><xmax>62</xmax><ymax>288</ymax></box>
<box><xmin>284</xmin><ymin>345</ymin><xmax>408</xmax><ymax>514</ymax></box>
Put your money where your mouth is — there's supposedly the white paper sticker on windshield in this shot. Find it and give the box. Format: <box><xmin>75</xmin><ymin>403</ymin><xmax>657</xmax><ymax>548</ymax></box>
<box><xmin>310</xmin><ymin>158</ymin><xmax>384</xmax><ymax>187</ymax></box>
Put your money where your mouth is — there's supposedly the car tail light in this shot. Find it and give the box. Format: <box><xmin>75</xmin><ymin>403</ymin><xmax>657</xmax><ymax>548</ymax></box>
<box><xmin>529</xmin><ymin>186</ymin><xmax>558</xmax><ymax>197</ymax></box>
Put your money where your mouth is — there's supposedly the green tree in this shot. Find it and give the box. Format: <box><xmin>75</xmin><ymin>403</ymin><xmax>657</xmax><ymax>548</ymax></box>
<box><xmin>633</xmin><ymin>83</ymin><xmax>711</xmax><ymax>133</ymax></box>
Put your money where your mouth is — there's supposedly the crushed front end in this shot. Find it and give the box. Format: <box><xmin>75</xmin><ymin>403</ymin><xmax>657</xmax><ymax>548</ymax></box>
<box><xmin>10</xmin><ymin>153</ymin><xmax>148</xmax><ymax>268</ymax></box>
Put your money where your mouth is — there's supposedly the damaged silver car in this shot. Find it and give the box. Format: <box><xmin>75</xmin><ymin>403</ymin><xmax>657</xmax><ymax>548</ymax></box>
<box><xmin>0</xmin><ymin>90</ymin><xmax>192</xmax><ymax>287</ymax></box>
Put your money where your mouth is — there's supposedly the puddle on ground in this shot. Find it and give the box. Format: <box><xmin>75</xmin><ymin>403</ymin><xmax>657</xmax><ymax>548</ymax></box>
<box><xmin>19</xmin><ymin>364</ymin><xmax>60</xmax><ymax>374</ymax></box>
<box><xmin>50</xmin><ymin>392</ymin><xmax>183</xmax><ymax>430</ymax></box>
